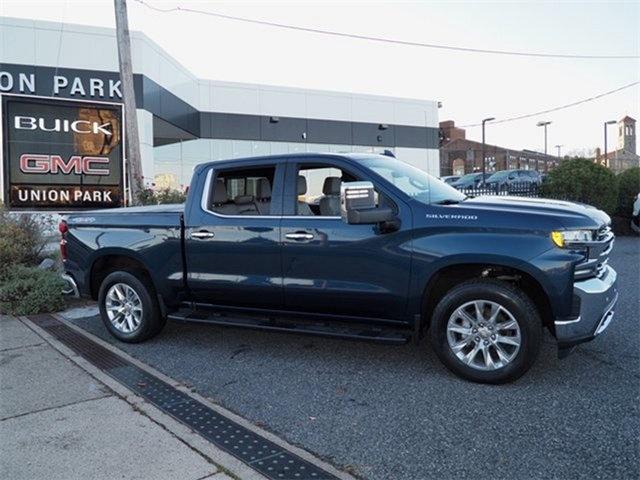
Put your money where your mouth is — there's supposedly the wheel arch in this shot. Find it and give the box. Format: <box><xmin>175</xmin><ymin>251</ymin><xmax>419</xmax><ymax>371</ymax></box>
<box><xmin>89</xmin><ymin>250</ymin><xmax>155</xmax><ymax>301</ymax></box>
<box><xmin>419</xmin><ymin>260</ymin><xmax>554</xmax><ymax>335</ymax></box>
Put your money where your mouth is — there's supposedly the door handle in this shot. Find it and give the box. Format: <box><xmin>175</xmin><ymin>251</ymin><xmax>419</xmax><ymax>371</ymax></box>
<box><xmin>285</xmin><ymin>232</ymin><xmax>314</xmax><ymax>241</ymax></box>
<box><xmin>191</xmin><ymin>230</ymin><xmax>215</xmax><ymax>239</ymax></box>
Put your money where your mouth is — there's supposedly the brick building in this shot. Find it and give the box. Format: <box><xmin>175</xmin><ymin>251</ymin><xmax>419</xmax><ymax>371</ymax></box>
<box><xmin>439</xmin><ymin>120</ymin><xmax>560</xmax><ymax>177</ymax></box>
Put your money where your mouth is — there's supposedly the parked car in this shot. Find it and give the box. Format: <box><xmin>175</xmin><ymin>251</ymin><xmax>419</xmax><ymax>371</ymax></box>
<box><xmin>440</xmin><ymin>175</ymin><xmax>461</xmax><ymax>185</ymax></box>
<box><xmin>61</xmin><ymin>153</ymin><xmax>617</xmax><ymax>384</ymax></box>
<box><xmin>451</xmin><ymin>172</ymin><xmax>491</xmax><ymax>189</ymax></box>
<box><xmin>485</xmin><ymin>169</ymin><xmax>542</xmax><ymax>191</ymax></box>
<box><xmin>632</xmin><ymin>193</ymin><xmax>640</xmax><ymax>235</ymax></box>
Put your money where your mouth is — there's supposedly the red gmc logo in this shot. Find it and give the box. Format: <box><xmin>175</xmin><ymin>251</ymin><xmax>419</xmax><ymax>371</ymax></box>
<box><xmin>19</xmin><ymin>154</ymin><xmax>110</xmax><ymax>176</ymax></box>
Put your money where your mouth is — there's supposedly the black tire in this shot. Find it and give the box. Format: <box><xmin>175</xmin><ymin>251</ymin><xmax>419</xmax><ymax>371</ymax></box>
<box><xmin>98</xmin><ymin>270</ymin><xmax>166</xmax><ymax>343</ymax></box>
<box><xmin>429</xmin><ymin>279</ymin><xmax>542</xmax><ymax>384</ymax></box>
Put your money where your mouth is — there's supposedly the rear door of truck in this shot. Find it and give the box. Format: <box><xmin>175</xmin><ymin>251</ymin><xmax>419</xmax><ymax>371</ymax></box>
<box><xmin>183</xmin><ymin>159</ymin><xmax>285</xmax><ymax>309</ymax></box>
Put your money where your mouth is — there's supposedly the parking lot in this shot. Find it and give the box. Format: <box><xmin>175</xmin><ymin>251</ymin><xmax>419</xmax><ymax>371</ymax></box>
<box><xmin>67</xmin><ymin>237</ymin><xmax>639</xmax><ymax>480</ymax></box>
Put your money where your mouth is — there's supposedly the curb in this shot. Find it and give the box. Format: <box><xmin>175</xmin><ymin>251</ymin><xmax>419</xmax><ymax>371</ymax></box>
<box><xmin>21</xmin><ymin>313</ymin><xmax>355</xmax><ymax>480</ymax></box>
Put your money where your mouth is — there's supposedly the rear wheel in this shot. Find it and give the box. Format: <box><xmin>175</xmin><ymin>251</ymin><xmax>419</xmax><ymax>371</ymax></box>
<box><xmin>98</xmin><ymin>271</ymin><xmax>165</xmax><ymax>343</ymax></box>
<box><xmin>430</xmin><ymin>279</ymin><xmax>542</xmax><ymax>384</ymax></box>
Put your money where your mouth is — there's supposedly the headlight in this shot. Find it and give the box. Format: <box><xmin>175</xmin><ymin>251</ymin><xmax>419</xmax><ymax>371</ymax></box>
<box><xmin>551</xmin><ymin>230</ymin><xmax>594</xmax><ymax>247</ymax></box>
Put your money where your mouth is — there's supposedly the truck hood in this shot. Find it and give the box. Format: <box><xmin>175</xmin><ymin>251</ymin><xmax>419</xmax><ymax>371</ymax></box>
<box><xmin>458</xmin><ymin>196</ymin><xmax>610</xmax><ymax>229</ymax></box>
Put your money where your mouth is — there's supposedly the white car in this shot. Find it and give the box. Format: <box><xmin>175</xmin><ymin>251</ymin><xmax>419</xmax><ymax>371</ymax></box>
<box><xmin>632</xmin><ymin>193</ymin><xmax>640</xmax><ymax>234</ymax></box>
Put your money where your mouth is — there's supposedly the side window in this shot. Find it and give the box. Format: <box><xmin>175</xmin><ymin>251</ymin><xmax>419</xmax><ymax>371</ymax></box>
<box><xmin>295</xmin><ymin>163</ymin><xmax>380</xmax><ymax>217</ymax></box>
<box><xmin>296</xmin><ymin>165</ymin><xmax>350</xmax><ymax>216</ymax></box>
<box><xmin>208</xmin><ymin>165</ymin><xmax>276</xmax><ymax>216</ymax></box>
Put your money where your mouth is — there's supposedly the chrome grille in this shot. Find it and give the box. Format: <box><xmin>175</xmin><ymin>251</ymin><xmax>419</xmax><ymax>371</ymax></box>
<box><xmin>596</xmin><ymin>225</ymin><xmax>613</xmax><ymax>242</ymax></box>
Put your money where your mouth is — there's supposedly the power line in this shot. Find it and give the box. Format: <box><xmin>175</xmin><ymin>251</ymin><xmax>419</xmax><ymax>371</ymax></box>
<box><xmin>132</xmin><ymin>0</ymin><xmax>639</xmax><ymax>60</ymax></box>
<box><xmin>459</xmin><ymin>81</ymin><xmax>640</xmax><ymax>128</ymax></box>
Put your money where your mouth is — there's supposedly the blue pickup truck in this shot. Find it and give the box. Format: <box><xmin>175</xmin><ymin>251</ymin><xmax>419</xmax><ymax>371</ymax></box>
<box><xmin>60</xmin><ymin>153</ymin><xmax>618</xmax><ymax>383</ymax></box>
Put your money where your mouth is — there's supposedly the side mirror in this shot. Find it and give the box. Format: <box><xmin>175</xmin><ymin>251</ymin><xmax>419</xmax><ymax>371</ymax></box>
<box><xmin>340</xmin><ymin>181</ymin><xmax>397</xmax><ymax>226</ymax></box>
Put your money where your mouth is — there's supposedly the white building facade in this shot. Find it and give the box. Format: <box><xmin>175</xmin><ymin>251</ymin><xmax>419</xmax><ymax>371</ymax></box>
<box><xmin>0</xmin><ymin>16</ymin><xmax>440</xmax><ymax>192</ymax></box>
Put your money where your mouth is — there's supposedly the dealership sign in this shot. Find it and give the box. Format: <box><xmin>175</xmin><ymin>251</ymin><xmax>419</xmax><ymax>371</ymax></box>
<box><xmin>1</xmin><ymin>95</ymin><xmax>125</xmax><ymax>210</ymax></box>
<box><xmin>0</xmin><ymin>66</ymin><xmax>123</xmax><ymax>101</ymax></box>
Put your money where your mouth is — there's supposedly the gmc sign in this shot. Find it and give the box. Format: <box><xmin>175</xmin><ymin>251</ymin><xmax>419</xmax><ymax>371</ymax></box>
<box><xmin>1</xmin><ymin>95</ymin><xmax>124</xmax><ymax>210</ymax></box>
<box><xmin>19</xmin><ymin>154</ymin><xmax>110</xmax><ymax>175</ymax></box>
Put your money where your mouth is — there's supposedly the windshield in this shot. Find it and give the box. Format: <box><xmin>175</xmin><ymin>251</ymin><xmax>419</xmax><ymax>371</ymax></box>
<box><xmin>457</xmin><ymin>173</ymin><xmax>479</xmax><ymax>182</ymax></box>
<box><xmin>487</xmin><ymin>170</ymin><xmax>510</xmax><ymax>181</ymax></box>
<box><xmin>359</xmin><ymin>156</ymin><xmax>466</xmax><ymax>204</ymax></box>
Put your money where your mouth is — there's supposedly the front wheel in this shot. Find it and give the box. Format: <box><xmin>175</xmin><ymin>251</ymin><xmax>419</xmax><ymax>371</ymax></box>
<box><xmin>98</xmin><ymin>271</ymin><xmax>165</xmax><ymax>343</ymax></box>
<box><xmin>430</xmin><ymin>279</ymin><xmax>542</xmax><ymax>384</ymax></box>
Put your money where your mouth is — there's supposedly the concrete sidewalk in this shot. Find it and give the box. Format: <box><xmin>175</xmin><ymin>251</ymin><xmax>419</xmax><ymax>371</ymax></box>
<box><xmin>0</xmin><ymin>315</ymin><xmax>237</xmax><ymax>480</ymax></box>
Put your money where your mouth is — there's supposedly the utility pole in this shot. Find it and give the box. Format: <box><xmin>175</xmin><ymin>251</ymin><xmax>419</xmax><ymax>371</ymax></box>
<box><xmin>114</xmin><ymin>0</ymin><xmax>143</xmax><ymax>204</ymax></box>
<box><xmin>555</xmin><ymin>144</ymin><xmax>562</xmax><ymax>157</ymax></box>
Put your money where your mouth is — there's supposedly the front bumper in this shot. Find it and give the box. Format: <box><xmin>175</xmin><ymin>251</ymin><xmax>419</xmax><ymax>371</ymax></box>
<box><xmin>555</xmin><ymin>265</ymin><xmax>618</xmax><ymax>349</ymax></box>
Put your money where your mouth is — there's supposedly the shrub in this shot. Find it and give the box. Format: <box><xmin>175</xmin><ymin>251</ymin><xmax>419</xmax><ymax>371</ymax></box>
<box><xmin>616</xmin><ymin>167</ymin><xmax>640</xmax><ymax>218</ymax></box>
<box><xmin>0</xmin><ymin>265</ymin><xmax>66</xmax><ymax>315</ymax></box>
<box><xmin>541</xmin><ymin>158</ymin><xmax>618</xmax><ymax>214</ymax></box>
<box><xmin>155</xmin><ymin>188</ymin><xmax>187</xmax><ymax>204</ymax></box>
<box><xmin>139</xmin><ymin>188</ymin><xmax>186</xmax><ymax>205</ymax></box>
<box><xmin>0</xmin><ymin>209</ymin><xmax>47</xmax><ymax>273</ymax></box>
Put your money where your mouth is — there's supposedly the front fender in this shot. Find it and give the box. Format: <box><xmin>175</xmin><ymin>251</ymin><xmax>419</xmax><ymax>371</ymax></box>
<box><xmin>407</xmin><ymin>229</ymin><xmax>576</xmax><ymax>320</ymax></box>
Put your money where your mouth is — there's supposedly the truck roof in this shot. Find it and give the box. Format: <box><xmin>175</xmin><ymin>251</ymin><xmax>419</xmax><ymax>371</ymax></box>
<box><xmin>195</xmin><ymin>152</ymin><xmax>385</xmax><ymax>173</ymax></box>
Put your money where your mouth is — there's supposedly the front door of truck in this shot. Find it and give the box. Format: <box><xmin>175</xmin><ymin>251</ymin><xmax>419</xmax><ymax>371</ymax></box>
<box><xmin>184</xmin><ymin>161</ymin><xmax>285</xmax><ymax>309</ymax></box>
<box><xmin>280</xmin><ymin>157</ymin><xmax>412</xmax><ymax>321</ymax></box>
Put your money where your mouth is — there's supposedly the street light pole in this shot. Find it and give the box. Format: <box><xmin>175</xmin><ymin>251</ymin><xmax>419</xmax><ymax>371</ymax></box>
<box><xmin>536</xmin><ymin>121</ymin><xmax>552</xmax><ymax>155</ymax></box>
<box><xmin>604</xmin><ymin>120</ymin><xmax>616</xmax><ymax>168</ymax></box>
<box><xmin>481</xmin><ymin>117</ymin><xmax>495</xmax><ymax>177</ymax></box>
<box><xmin>555</xmin><ymin>144</ymin><xmax>562</xmax><ymax>157</ymax></box>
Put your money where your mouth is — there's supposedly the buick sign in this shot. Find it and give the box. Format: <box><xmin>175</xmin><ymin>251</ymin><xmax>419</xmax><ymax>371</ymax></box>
<box><xmin>14</xmin><ymin>116</ymin><xmax>114</xmax><ymax>136</ymax></box>
<box><xmin>1</xmin><ymin>94</ymin><xmax>125</xmax><ymax>210</ymax></box>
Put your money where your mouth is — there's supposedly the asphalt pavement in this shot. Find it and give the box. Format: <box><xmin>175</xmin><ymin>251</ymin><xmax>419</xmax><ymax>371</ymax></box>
<box><xmin>67</xmin><ymin>236</ymin><xmax>640</xmax><ymax>480</ymax></box>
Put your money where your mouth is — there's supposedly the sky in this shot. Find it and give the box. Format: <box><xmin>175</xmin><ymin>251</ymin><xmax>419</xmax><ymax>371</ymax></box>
<box><xmin>1</xmin><ymin>0</ymin><xmax>639</xmax><ymax>156</ymax></box>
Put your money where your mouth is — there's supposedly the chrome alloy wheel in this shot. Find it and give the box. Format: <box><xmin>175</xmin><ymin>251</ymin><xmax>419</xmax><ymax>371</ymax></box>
<box><xmin>446</xmin><ymin>300</ymin><xmax>521</xmax><ymax>371</ymax></box>
<box><xmin>105</xmin><ymin>283</ymin><xmax>143</xmax><ymax>334</ymax></box>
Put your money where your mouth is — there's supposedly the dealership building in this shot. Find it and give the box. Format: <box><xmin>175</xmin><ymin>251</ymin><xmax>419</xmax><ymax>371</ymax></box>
<box><xmin>0</xmin><ymin>16</ymin><xmax>440</xmax><ymax>209</ymax></box>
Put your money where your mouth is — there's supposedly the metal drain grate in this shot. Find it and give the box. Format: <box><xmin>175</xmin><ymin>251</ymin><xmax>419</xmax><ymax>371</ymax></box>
<box><xmin>30</xmin><ymin>314</ymin><xmax>339</xmax><ymax>480</ymax></box>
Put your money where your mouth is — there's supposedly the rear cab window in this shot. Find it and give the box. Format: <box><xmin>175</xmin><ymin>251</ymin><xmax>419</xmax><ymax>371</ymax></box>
<box><xmin>205</xmin><ymin>165</ymin><xmax>277</xmax><ymax>216</ymax></box>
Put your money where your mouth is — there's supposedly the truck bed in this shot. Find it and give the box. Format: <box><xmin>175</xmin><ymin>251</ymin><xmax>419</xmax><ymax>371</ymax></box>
<box><xmin>64</xmin><ymin>204</ymin><xmax>185</xmax><ymax>303</ymax></box>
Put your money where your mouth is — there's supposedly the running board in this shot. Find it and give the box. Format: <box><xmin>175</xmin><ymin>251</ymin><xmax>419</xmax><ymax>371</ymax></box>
<box><xmin>167</xmin><ymin>308</ymin><xmax>411</xmax><ymax>345</ymax></box>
